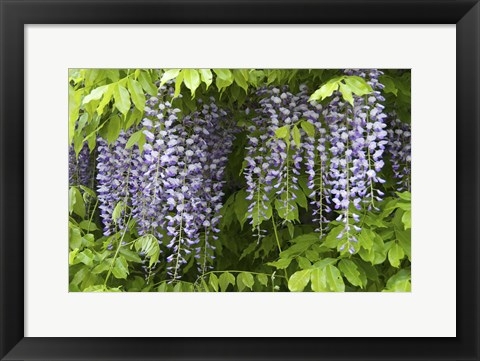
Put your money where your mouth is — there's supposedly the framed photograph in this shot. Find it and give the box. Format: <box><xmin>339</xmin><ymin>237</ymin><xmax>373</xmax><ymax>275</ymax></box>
<box><xmin>1</xmin><ymin>0</ymin><xmax>478</xmax><ymax>360</ymax></box>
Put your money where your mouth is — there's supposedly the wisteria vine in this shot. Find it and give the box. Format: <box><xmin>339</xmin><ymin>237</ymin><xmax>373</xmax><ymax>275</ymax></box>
<box><xmin>69</xmin><ymin>68</ymin><xmax>411</xmax><ymax>283</ymax></box>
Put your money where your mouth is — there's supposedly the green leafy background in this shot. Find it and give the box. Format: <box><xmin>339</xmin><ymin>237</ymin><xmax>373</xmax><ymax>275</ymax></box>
<box><xmin>69</xmin><ymin>68</ymin><xmax>411</xmax><ymax>292</ymax></box>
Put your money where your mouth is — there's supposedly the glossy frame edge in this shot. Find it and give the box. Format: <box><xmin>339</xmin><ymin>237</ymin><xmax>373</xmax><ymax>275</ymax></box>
<box><xmin>0</xmin><ymin>1</ymin><xmax>478</xmax><ymax>360</ymax></box>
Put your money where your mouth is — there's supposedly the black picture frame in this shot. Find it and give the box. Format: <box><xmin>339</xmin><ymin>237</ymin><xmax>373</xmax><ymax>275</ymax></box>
<box><xmin>1</xmin><ymin>0</ymin><xmax>478</xmax><ymax>360</ymax></box>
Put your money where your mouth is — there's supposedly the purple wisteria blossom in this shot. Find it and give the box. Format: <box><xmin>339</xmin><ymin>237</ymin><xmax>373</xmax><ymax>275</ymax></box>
<box><xmin>112</xmin><ymin>82</ymin><xmax>237</xmax><ymax>280</ymax></box>
<box><xmin>245</xmin><ymin>86</ymin><xmax>310</xmax><ymax>240</ymax></box>
<box><xmin>319</xmin><ymin>69</ymin><xmax>388</xmax><ymax>254</ymax></box>
<box><xmin>387</xmin><ymin>114</ymin><xmax>411</xmax><ymax>192</ymax></box>
<box><xmin>96</xmin><ymin>130</ymin><xmax>135</xmax><ymax>238</ymax></box>
<box><xmin>69</xmin><ymin>142</ymin><xmax>92</xmax><ymax>187</ymax></box>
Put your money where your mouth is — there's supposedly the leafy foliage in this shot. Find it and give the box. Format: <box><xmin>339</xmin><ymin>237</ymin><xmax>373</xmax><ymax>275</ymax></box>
<box><xmin>68</xmin><ymin>68</ymin><xmax>411</xmax><ymax>292</ymax></box>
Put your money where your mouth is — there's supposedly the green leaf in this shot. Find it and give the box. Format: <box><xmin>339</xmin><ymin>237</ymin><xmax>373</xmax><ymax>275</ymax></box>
<box><xmin>324</xmin><ymin>265</ymin><xmax>345</xmax><ymax>292</ymax></box>
<box><xmin>174</xmin><ymin>71</ymin><xmax>184</xmax><ymax>98</ymax></box>
<box><xmin>257</xmin><ymin>274</ymin><xmax>268</xmax><ymax>287</ymax></box>
<box><xmin>83</xmin><ymin>85</ymin><xmax>108</xmax><ymax>105</ymax></box>
<box><xmin>70</xmin><ymin>267</ymin><xmax>89</xmax><ymax>287</ymax></box>
<box><xmin>379</xmin><ymin>75</ymin><xmax>398</xmax><ymax>96</ymax></box>
<box><xmin>75</xmin><ymin>249</ymin><xmax>94</xmax><ymax>267</ymax></box>
<box><xmin>69</xmin><ymin>187</ymin><xmax>76</xmax><ymax>215</ymax></box>
<box><xmin>214</xmin><ymin>69</ymin><xmax>232</xmax><ymax>81</ymax></box>
<box><xmin>343</xmin><ymin>76</ymin><xmax>373</xmax><ymax>96</ymax></box>
<box><xmin>305</xmin><ymin>249</ymin><xmax>319</xmax><ymax>262</ymax></box>
<box><xmin>76</xmin><ymin>113</ymin><xmax>89</xmax><ymax>135</ymax></box>
<box><xmin>292</xmin><ymin>125</ymin><xmax>301</xmax><ymax>146</ymax></box>
<box><xmin>385</xmin><ymin>269</ymin><xmax>411</xmax><ymax>292</ymax></box>
<box><xmin>250</xmin><ymin>201</ymin><xmax>272</xmax><ymax>227</ymax></box>
<box><xmin>234</xmin><ymin>190</ymin><xmax>249</xmax><ymax>228</ymax></box>
<box><xmin>173</xmin><ymin>282</ymin><xmax>183</xmax><ymax>292</ymax></box>
<box><xmin>287</xmin><ymin>222</ymin><xmax>295</xmax><ymax>239</ymax></box>
<box><xmin>69</xmin><ymin>87</ymin><xmax>83</xmax><ymax>144</ymax></box>
<box><xmin>275</xmin><ymin>198</ymin><xmax>298</xmax><ymax>221</ymax></box>
<box><xmin>311</xmin><ymin>268</ymin><xmax>328</xmax><ymax>292</ymax></box>
<box><xmin>139</xmin><ymin>71</ymin><xmax>158</xmax><ymax>96</ymax></box>
<box><xmin>292</xmin><ymin>187</ymin><xmax>307</xmax><ymax>209</ymax></box>
<box><xmin>160</xmin><ymin>69</ymin><xmax>180</xmax><ymax>86</ymax></box>
<box><xmin>218</xmin><ymin>272</ymin><xmax>236</xmax><ymax>292</ymax></box>
<box><xmin>300</xmin><ymin>121</ymin><xmax>315</xmax><ymax>137</ymax></box>
<box><xmin>157</xmin><ymin>283</ymin><xmax>168</xmax><ymax>292</ymax></box>
<box><xmin>71</xmin><ymin>186</ymin><xmax>86</xmax><ymax>218</ymax></box>
<box><xmin>395</xmin><ymin>227</ymin><xmax>411</xmax><ymax>260</ymax></box>
<box><xmin>112</xmin><ymin>256</ymin><xmax>129</xmax><ymax>279</ymax></box>
<box><xmin>288</xmin><ymin>269</ymin><xmax>312</xmax><ymax>292</ymax></box>
<box><xmin>119</xmin><ymin>248</ymin><xmax>142</xmax><ymax>263</ymax></box>
<box><xmin>323</xmin><ymin>225</ymin><xmax>343</xmax><ymax>248</ymax></box>
<box><xmin>237</xmin><ymin>272</ymin><xmax>254</xmax><ymax>291</ymax></box>
<box><xmin>338</xmin><ymin>259</ymin><xmax>363</xmax><ymax>288</ymax></box>
<box><xmin>309</xmin><ymin>80</ymin><xmax>339</xmax><ymax>102</ymax></box>
<box><xmin>353</xmin><ymin>258</ymin><xmax>378</xmax><ymax>281</ymax></box>
<box><xmin>312</xmin><ymin>257</ymin><xmax>338</xmax><ymax>269</ymax></box>
<box><xmin>297</xmin><ymin>256</ymin><xmax>312</xmax><ymax>270</ymax></box>
<box><xmin>239</xmin><ymin>241</ymin><xmax>257</xmax><ymax>260</ymax></box>
<box><xmin>69</xmin><ymin>227</ymin><xmax>82</xmax><ymax>250</ymax></box>
<box><xmin>105</xmin><ymin>69</ymin><xmax>119</xmax><ymax>82</ymax></box>
<box><xmin>112</xmin><ymin>201</ymin><xmax>125</xmax><ymax>224</ymax></box>
<box><xmin>79</xmin><ymin>220</ymin><xmax>97</xmax><ymax>232</ymax></box>
<box><xmin>106</xmin><ymin>115</ymin><xmax>122</xmax><ymax>144</ymax></box>
<box><xmin>233</xmin><ymin>69</ymin><xmax>248</xmax><ymax>93</ymax></box>
<box><xmin>358</xmin><ymin>233</ymin><xmax>388</xmax><ymax>265</ymax></box>
<box><xmin>69</xmin><ymin>249</ymin><xmax>79</xmax><ymax>265</ymax></box>
<box><xmin>388</xmin><ymin>243</ymin><xmax>405</xmax><ymax>268</ymax></box>
<box><xmin>339</xmin><ymin>82</ymin><xmax>354</xmax><ymax>106</ymax></box>
<box><xmin>134</xmin><ymin>234</ymin><xmax>160</xmax><ymax>267</ymax></box>
<box><xmin>209</xmin><ymin>273</ymin><xmax>219</xmax><ymax>292</ymax></box>
<box><xmin>275</xmin><ymin>125</ymin><xmax>289</xmax><ymax>139</ymax></box>
<box><xmin>358</xmin><ymin>228</ymin><xmax>375</xmax><ymax>250</ymax></box>
<box><xmin>125</xmin><ymin>107</ymin><xmax>143</xmax><ymax>130</ymax></box>
<box><xmin>114</xmin><ymin>84</ymin><xmax>131</xmax><ymax>116</ymax></box>
<box><xmin>397</xmin><ymin>191</ymin><xmax>411</xmax><ymax>201</ymax></box>
<box><xmin>79</xmin><ymin>185</ymin><xmax>96</xmax><ymax>200</ymax></box>
<box><xmin>182</xmin><ymin>69</ymin><xmax>201</xmax><ymax>97</ymax></box>
<box><xmin>199</xmin><ymin>69</ymin><xmax>213</xmax><ymax>89</ymax></box>
<box><xmin>125</xmin><ymin>129</ymin><xmax>144</xmax><ymax>149</ymax></box>
<box><xmin>267</xmin><ymin>258</ymin><xmax>292</xmax><ymax>270</ymax></box>
<box><xmin>81</xmin><ymin>233</ymin><xmax>94</xmax><ymax>248</ymax></box>
<box><xmin>128</xmin><ymin>78</ymin><xmax>146</xmax><ymax>111</ymax></box>
<box><xmin>215</xmin><ymin>74</ymin><xmax>234</xmax><ymax>92</ymax></box>
<box><xmin>402</xmin><ymin>210</ymin><xmax>411</xmax><ymax>229</ymax></box>
<box><xmin>397</xmin><ymin>202</ymin><xmax>411</xmax><ymax>211</ymax></box>
<box><xmin>280</xmin><ymin>233</ymin><xmax>319</xmax><ymax>258</ymax></box>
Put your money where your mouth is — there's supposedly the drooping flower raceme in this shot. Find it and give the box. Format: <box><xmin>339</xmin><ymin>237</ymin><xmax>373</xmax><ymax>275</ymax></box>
<box><xmin>320</xmin><ymin>69</ymin><xmax>388</xmax><ymax>254</ymax></box>
<box><xmin>89</xmin><ymin>69</ymin><xmax>406</xmax><ymax>280</ymax></box>
<box><xmin>387</xmin><ymin>114</ymin><xmax>411</xmax><ymax>192</ymax></box>
<box><xmin>96</xmin><ymin>130</ymin><xmax>136</xmax><ymax>238</ymax></box>
<box><xmin>245</xmin><ymin>86</ymin><xmax>310</xmax><ymax>240</ymax></box>
<box><xmin>69</xmin><ymin>143</ymin><xmax>92</xmax><ymax>187</ymax></box>
<box><xmin>105</xmin><ymin>82</ymin><xmax>236</xmax><ymax>280</ymax></box>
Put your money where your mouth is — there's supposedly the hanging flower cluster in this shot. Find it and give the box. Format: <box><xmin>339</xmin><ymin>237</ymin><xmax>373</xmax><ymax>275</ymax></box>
<box><xmin>69</xmin><ymin>68</ymin><xmax>411</xmax><ymax>282</ymax></box>
<box><xmin>244</xmin><ymin>69</ymin><xmax>396</xmax><ymax>255</ymax></box>
<box><xmin>94</xmin><ymin>84</ymin><xmax>236</xmax><ymax>280</ymax></box>
<box><xmin>317</xmin><ymin>69</ymin><xmax>389</xmax><ymax>253</ymax></box>
<box><xmin>245</xmin><ymin>86</ymin><xmax>312</xmax><ymax>241</ymax></box>
<box><xmin>387</xmin><ymin>114</ymin><xmax>411</xmax><ymax>192</ymax></box>
<box><xmin>96</xmin><ymin>129</ymin><xmax>135</xmax><ymax>237</ymax></box>
<box><xmin>68</xmin><ymin>143</ymin><xmax>92</xmax><ymax>187</ymax></box>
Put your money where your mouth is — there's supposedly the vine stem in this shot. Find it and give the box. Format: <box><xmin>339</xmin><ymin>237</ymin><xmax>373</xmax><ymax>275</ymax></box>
<box><xmin>87</xmin><ymin>198</ymin><xmax>98</xmax><ymax>232</ymax></box>
<box><xmin>271</xmin><ymin>216</ymin><xmax>289</xmax><ymax>280</ymax></box>
<box><xmin>104</xmin><ymin>214</ymin><xmax>132</xmax><ymax>286</ymax></box>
